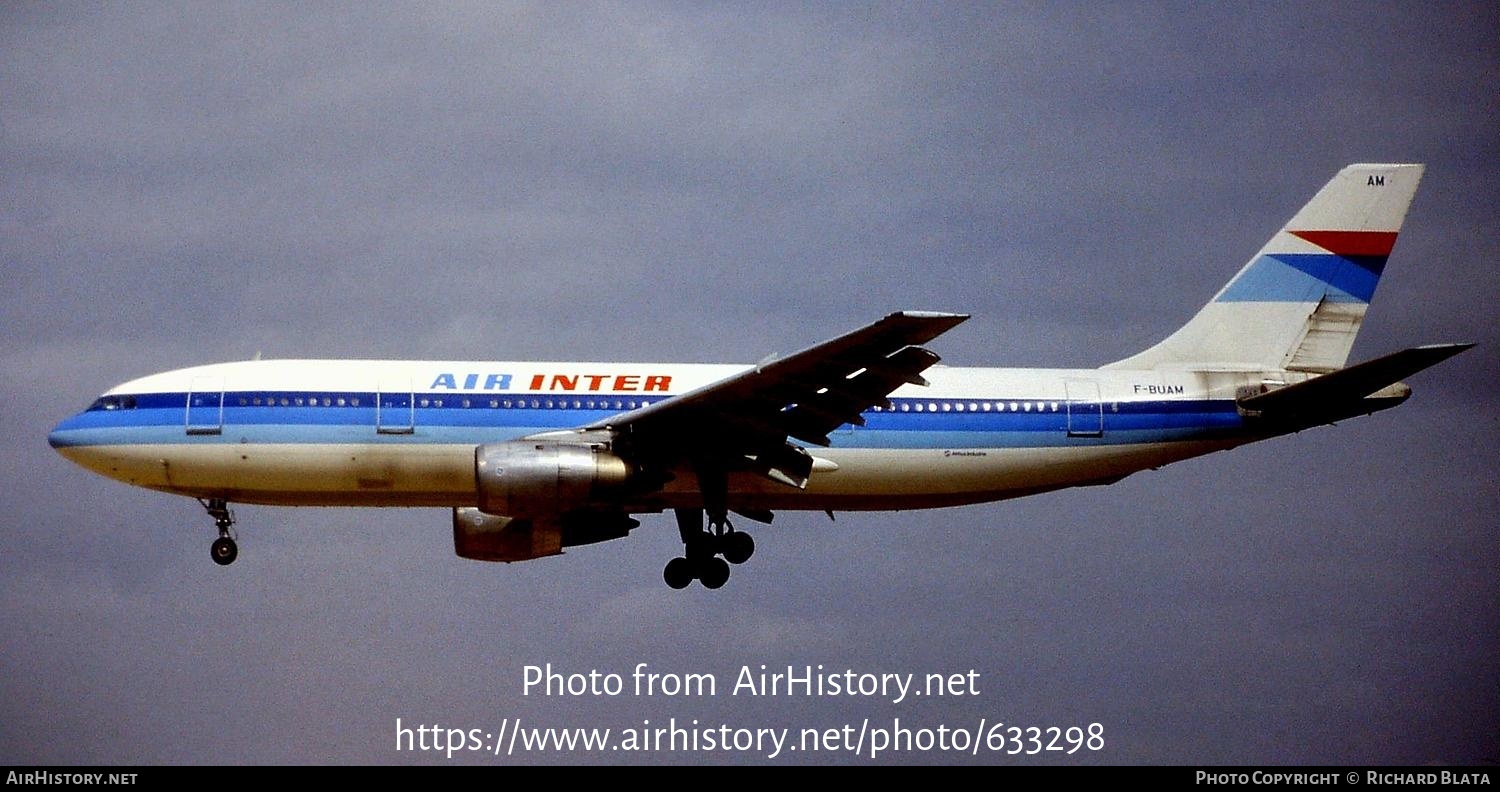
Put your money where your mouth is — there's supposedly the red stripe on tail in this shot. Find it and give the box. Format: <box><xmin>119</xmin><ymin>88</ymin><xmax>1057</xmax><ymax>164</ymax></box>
<box><xmin>1290</xmin><ymin>230</ymin><xmax>1398</xmax><ymax>257</ymax></box>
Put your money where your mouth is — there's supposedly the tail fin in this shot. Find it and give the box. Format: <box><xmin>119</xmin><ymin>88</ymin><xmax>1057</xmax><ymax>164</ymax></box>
<box><xmin>1105</xmin><ymin>163</ymin><xmax>1425</xmax><ymax>372</ymax></box>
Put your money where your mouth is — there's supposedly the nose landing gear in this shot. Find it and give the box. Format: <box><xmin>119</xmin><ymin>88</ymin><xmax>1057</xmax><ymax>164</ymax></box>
<box><xmin>198</xmin><ymin>498</ymin><xmax>238</xmax><ymax>566</ymax></box>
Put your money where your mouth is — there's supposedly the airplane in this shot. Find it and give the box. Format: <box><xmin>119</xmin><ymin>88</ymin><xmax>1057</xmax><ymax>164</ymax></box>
<box><xmin>48</xmin><ymin>163</ymin><xmax>1472</xmax><ymax>589</ymax></box>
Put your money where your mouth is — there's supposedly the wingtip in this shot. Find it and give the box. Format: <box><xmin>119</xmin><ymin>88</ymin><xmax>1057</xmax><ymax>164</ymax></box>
<box><xmin>1414</xmin><ymin>342</ymin><xmax>1477</xmax><ymax>354</ymax></box>
<box><xmin>895</xmin><ymin>310</ymin><xmax>970</xmax><ymax>325</ymax></box>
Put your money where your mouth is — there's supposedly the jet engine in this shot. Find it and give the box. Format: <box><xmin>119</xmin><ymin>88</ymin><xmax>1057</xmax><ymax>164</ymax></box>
<box><xmin>474</xmin><ymin>440</ymin><xmax>634</xmax><ymax>518</ymax></box>
<box><xmin>452</xmin><ymin>507</ymin><xmax>639</xmax><ymax>562</ymax></box>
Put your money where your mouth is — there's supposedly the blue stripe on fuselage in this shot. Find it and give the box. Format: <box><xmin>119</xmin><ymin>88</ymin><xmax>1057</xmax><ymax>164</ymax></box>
<box><xmin>85</xmin><ymin>391</ymin><xmax>654</xmax><ymax>412</ymax></box>
<box><xmin>50</xmin><ymin>393</ymin><xmax>1248</xmax><ymax>450</ymax></box>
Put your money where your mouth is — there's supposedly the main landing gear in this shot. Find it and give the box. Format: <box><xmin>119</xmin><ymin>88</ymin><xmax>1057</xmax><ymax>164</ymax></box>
<box><xmin>198</xmin><ymin>497</ymin><xmax>238</xmax><ymax>566</ymax></box>
<box><xmin>663</xmin><ymin>507</ymin><xmax>756</xmax><ymax>590</ymax></box>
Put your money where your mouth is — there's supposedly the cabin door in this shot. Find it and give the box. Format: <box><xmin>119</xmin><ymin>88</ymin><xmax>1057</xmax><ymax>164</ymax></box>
<box><xmin>376</xmin><ymin>377</ymin><xmax>415</xmax><ymax>435</ymax></box>
<box><xmin>185</xmin><ymin>376</ymin><xmax>224</xmax><ymax>435</ymax></box>
<box><xmin>1064</xmin><ymin>379</ymin><xmax>1104</xmax><ymax>438</ymax></box>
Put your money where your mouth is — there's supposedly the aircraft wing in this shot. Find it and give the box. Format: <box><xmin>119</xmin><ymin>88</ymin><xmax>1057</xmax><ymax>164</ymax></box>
<box><xmin>581</xmin><ymin>311</ymin><xmax>968</xmax><ymax>488</ymax></box>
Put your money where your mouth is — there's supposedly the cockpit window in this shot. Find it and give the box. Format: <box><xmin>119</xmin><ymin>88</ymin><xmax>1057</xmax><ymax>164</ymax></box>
<box><xmin>88</xmin><ymin>395</ymin><xmax>137</xmax><ymax>411</ymax></box>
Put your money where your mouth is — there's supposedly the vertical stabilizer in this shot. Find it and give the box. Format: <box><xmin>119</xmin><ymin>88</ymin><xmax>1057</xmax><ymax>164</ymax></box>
<box><xmin>1105</xmin><ymin>164</ymin><xmax>1424</xmax><ymax>372</ymax></box>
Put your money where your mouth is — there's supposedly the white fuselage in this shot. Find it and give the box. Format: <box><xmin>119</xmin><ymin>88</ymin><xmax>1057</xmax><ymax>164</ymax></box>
<box><xmin>49</xmin><ymin>358</ymin><xmax>1268</xmax><ymax>514</ymax></box>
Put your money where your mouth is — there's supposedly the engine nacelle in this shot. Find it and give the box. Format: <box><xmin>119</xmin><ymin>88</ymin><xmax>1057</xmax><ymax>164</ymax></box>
<box><xmin>452</xmin><ymin>507</ymin><xmax>639</xmax><ymax>563</ymax></box>
<box><xmin>452</xmin><ymin>508</ymin><xmax>560</xmax><ymax>562</ymax></box>
<box><xmin>474</xmin><ymin>440</ymin><xmax>633</xmax><ymax>518</ymax></box>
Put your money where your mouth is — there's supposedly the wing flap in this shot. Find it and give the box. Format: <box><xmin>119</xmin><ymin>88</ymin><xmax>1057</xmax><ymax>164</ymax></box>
<box><xmin>777</xmin><ymin>345</ymin><xmax>944</xmax><ymax>441</ymax></box>
<box><xmin>747</xmin><ymin>443</ymin><xmax>815</xmax><ymax>489</ymax></box>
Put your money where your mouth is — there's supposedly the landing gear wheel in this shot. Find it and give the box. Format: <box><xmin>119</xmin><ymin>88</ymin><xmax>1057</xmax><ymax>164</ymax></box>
<box><xmin>198</xmin><ymin>498</ymin><xmax>239</xmax><ymax>566</ymax></box>
<box><xmin>211</xmin><ymin>536</ymin><xmax>238</xmax><ymax>566</ymax></box>
<box><xmin>722</xmin><ymin>531</ymin><xmax>755</xmax><ymax>565</ymax></box>
<box><xmin>663</xmin><ymin>557</ymin><xmax>693</xmax><ymax>589</ymax></box>
<box><xmin>668</xmin><ymin>506</ymin><xmax>761</xmax><ymax>590</ymax></box>
<box><xmin>698</xmin><ymin>557</ymin><xmax>730</xmax><ymax>589</ymax></box>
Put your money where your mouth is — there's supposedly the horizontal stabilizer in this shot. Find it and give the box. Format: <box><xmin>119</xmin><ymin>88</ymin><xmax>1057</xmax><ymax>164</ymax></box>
<box><xmin>1238</xmin><ymin>343</ymin><xmax>1474</xmax><ymax>414</ymax></box>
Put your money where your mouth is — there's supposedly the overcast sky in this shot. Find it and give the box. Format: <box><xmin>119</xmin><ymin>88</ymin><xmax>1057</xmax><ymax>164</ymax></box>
<box><xmin>3</xmin><ymin>3</ymin><xmax>1496</xmax><ymax>765</ymax></box>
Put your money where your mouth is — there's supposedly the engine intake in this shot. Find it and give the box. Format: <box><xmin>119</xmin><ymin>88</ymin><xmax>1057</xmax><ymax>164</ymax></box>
<box><xmin>475</xmin><ymin>440</ymin><xmax>633</xmax><ymax>517</ymax></box>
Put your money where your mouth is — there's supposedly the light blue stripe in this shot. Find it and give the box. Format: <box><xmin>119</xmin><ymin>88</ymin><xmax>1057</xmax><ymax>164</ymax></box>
<box><xmin>1216</xmin><ymin>254</ymin><xmax>1383</xmax><ymax>303</ymax></box>
<box><xmin>50</xmin><ymin>403</ymin><xmax>1249</xmax><ymax>451</ymax></box>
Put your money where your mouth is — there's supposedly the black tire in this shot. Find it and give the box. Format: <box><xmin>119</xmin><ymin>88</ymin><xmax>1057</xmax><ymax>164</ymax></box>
<box><xmin>686</xmin><ymin>531</ymin><xmax>716</xmax><ymax>561</ymax></box>
<box><xmin>663</xmin><ymin>557</ymin><xmax>694</xmax><ymax>589</ymax></box>
<box><xmin>698</xmin><ymin>557</ymin><xmax>730</xmax><ymax>589</ymax></box>
<box><xmin>722</xmin><ymin>532</ymin><xmax>755</xmax><ymax>565</ymax></box>
<box><xmin>210</xmin><ymin>537</ymin><xmax>238</xmax><ymax>566</ymax></box>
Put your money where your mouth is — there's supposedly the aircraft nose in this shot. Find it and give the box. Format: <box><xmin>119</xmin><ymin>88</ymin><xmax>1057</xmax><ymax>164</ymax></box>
<box><xmin>48</xmin><ymin>414</ymin><xmax>82</xmax><ymax>451</ymax></box>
